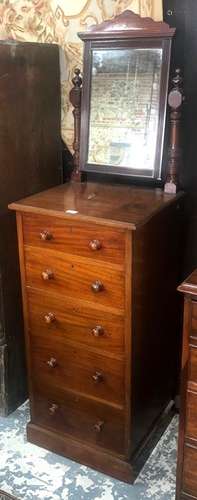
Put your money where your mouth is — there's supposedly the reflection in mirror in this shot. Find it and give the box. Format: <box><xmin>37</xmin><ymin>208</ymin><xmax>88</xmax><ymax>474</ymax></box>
<box><xmin>88</xmin><ymin>48</ymin><xmax>162</xmax><ymax>174</ymax></box>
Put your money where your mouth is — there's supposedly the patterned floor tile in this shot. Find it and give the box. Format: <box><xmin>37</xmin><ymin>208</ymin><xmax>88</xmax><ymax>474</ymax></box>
<box><xmin>0</xmin><ymin>402</ymin><xmax>178</xmax><ymax>500</ymax></box>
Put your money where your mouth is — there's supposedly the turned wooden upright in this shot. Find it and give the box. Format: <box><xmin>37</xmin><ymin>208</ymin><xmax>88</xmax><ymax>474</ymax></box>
<box><xmin>164</xmin><ymin>68</ymin><xmax>184</xmax><ymax>194</ymax></box>
<box><xmin>69</xmin><ymin>68</ymin><xmax>82</xmax><ymax>181</ymax></box>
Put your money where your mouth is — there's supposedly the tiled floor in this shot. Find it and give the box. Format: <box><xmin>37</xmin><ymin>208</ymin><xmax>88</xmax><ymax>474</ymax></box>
<box><xmin>0</xmin><ymin>402</ymin><xmax>178</xmax><ymax>500</ymax></box>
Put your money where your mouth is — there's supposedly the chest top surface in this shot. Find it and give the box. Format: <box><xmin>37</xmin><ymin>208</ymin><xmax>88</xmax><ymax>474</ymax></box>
<box><xmin>9</xmin><ymin>181</ymin><xmax>183</xmax><ymax>230</ymax></box>
<box><xmin>178</xmin><ymin>269</ymin><xmax>197</xmax><ymax>297</ymax></box>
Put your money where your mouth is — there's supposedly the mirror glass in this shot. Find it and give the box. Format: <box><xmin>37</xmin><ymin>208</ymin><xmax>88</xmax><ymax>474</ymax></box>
<box><xmin>88</xmin><ymin>48</ymin><xmax>163</xmax><ymax>174</ymax></box>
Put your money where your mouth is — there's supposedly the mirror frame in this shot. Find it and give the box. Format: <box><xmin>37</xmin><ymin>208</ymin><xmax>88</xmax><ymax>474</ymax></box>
<box><xmin>78</xmin><ymin>10</ymin><xmax>175</xmax><ymax>181</ymax></box>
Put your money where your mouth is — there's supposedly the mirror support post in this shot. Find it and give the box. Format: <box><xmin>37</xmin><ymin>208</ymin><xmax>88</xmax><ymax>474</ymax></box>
<box><xmin>69</xmin><ymin>69</ymin><xmax>82</xmax><ymax>181</ymax></box>
<box><xmin>164</xmin><ymin>69</ymin><xmax>184</xmax><ymax>194</ymax></box>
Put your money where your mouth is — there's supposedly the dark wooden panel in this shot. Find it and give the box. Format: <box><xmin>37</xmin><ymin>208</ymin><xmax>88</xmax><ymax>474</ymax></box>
<box><xmin>182</xmin><ymin>444</ymin><xmax>197</xmax><ymax>498</ymax></box>
<box><xmin>175</xmin><ymin>271</ymin><xmax>197</xmax><ymax>500</ymax></box>
<box><xmin>0</xmin><ymin>41</ymin><xmax>62</xmax><ymax>414</ymax></box>
<box><xmin>0</xmin><ymin>42</ymin><xmax>62</xmax><ymax>205</ymax></box>
<box><xmin>186</xmin><ymin>390</ymin><xmax>197</xmax><ymax>440</ymax></box>
<box><xmin>30</xmin><ymin>335</ymin><xmax>125</xmax><ymax>406</ymax></box>
<box><xmin>192</xmin><ymin>302</ymin><xmax>197</xmax><ymax>335</ymax></box>
<box><xmin>27</xmin><ymin>288</ymin><xmax>124</xmax><ymax>354</ymax></box>
<box><xmin>31</xmin><ymin>386</ymin><xmax>125</xmax><ymax>455</ymax></box>
<box><xmin>24</xmin><ymin>246</ymin><xmax>125</xmax><ymax>310</ymax></box>
<box><xmin>131</xmin><ymin>197</ymin><xmax>184</xmax><ymax>453</ymax></box>
<box><xmin>189</xmin><ymin>346</ymin><xmax>197</xmax><ymax>384</ymax></box>
<box><xmin>163</xmin><ymin>0</ymin><xmax>197</xmax><ymax>276</ymax></box>
<box><xmin>0</xmin><ymin>212</ymin><xmax>27</xmax><ymax>414</ymax></box>
<box><xmin>0</xmin><ymin>268</ymin><xmax>7</xmax><ymax>415</ymax></box>
<box><xmin>175</xmin><ymin>297</ymin><xmax>191</xmax><ymax>500</ymax></box>
<box><xmin>23</xmin><ymin>213</ymin><xmax>125</xmax><ymax>265</ymax></box>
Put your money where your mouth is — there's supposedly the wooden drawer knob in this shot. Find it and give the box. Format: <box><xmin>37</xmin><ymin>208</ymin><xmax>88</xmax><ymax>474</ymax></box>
<box><xmin>92</xmin><ymin>371</ymin><xmax>103</xmax><ymax>383</ymax></box>
<box><xmin>89</xmin><ymin>239</ymin><xmax>102</xmax><ymax>251</ymax></box>
<box><xmin>49</xmin><ymin>403</ymin><xmax>58</xmax><ymax>415</ymax></box>
<box><xmin>92</xmin><ymin>326</ymin><xmax>104</xmax><ymax>337</ymax></box>
<box><xmin>41</xmin><ymin>269</ymin><xmax>54</xmax><ymax>281</ymax></box>
<box><xmin>40</xmin><ymin>230</ymin><xmax>53</xmax><ymax>241</ymax></box>
<box><xmin>47</xmin><ymin>357</ymin><xmax>57</xmax><ymax>368</ymax></box>
<box><xmin>44</xmin><ymin>313</ymin><xmax>56</xmax><ymax>324</ymax></box>
<box><xmin>91</xmin><ymin>280</ymin><xmax>103</xmax><ymax>293</ymax></box>
<box><xmin>94</xmin><ymin>421</ymin><xmax>104</xmax><ymax>433</ymax></box>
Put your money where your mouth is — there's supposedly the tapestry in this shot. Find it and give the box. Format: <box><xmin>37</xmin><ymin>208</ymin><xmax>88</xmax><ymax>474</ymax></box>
<box><xmin>0</xmin><ymin>0</ymin><xmax>163</xmax><ymax>149</ymax></box>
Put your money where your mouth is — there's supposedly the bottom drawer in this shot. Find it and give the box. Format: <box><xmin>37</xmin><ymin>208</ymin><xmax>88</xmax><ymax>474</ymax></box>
<box><xmin>182</xmin><ymin>444</ymin><xmax>197</xmax><ymax>497</ymax></box>
<box><xmin>31</xmin><ymin>387</ymin><xmax>125</xmax><ymax>456</ymax></box>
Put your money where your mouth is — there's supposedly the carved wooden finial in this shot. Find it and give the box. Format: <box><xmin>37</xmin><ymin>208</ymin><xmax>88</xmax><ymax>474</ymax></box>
<box><xmin>164</xmin><ymin>68</ymin><xmax>184</xmax><ymax>194</ymax></box>
<box><xmin>69</xmin><ymin>68</ymin><xmax>82</xmax><ymax>181</ymax></box>
<box><xmin>71</xmin><ymin>68</ymin><xmax>82</xmax><ymax>89</ymax></box>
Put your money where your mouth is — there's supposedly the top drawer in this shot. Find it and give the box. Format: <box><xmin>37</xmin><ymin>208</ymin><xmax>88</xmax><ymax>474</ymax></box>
<box><xmin>22</xmin><ymin>214</ymin><xmax>125</xmax><ymax>265</ymax></box>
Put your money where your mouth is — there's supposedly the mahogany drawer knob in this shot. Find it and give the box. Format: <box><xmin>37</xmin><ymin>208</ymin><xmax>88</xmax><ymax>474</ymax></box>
<box><xmin>92</xmin><ymin>326</ymin><xmax>104</xmax><ymax>337</ymax></box>
<box><xmin>93</xmin><ymin>421</ymin><xmax>104</xmax><ymax>433</ymax></box>
<box><xmin>49</xmin><ymin>403</ymin><xmax>58</xmax><ymax>415</ymax></box>
<box><xmin>89</xmin><ymin>239</ymin><xmax>102</xmax><ymax>251</ymax></box>
<box><xmin>40</xmin><ymin>230</ymin><xmax>53</xmax><ymax>241</ymax></box>
<box><xmin>47</xmin><ymin>357</ymin><xmax>57</xmax><ymax>368</ymax></box>
<box><xmin>91</xmin><ymin>280</ymin><xmax>103</xmax><ymax>293</ymax></box>
<box><xmin>41</xmin><ymin>269</ymin><xmax>54</xmax><ymax>281</ymax></box>
<box><xmin>92</xmin><ymin>371</ymin><xmax>103</xmax><ymax>383</ymax></box>
<box><xmin>44</xmin><ymin>312</ymin><xmax>56</xmax><ymax>324</ymax></box>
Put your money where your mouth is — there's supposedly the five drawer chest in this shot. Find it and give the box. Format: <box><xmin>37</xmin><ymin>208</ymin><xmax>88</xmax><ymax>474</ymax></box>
<box><xmin>9</xmin><ymin>181</ymin><xmax>184</xmax><ymax>482</ymax></box>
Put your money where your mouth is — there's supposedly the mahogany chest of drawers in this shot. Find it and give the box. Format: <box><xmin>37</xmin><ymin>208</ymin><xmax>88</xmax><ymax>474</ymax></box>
<box><xmin>9</xmin><ymin>181</ymin><xmax>184</xmax><ymax>482</ymax></box>
<box><xmin>176</xmin><ymin>270</ymin><xmax>197</xmax><ymax>499</ymax></box>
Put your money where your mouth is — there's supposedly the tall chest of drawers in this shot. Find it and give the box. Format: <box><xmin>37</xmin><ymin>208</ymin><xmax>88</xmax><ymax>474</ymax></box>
<box><xmin>176</xmin><ymin>270</ymin><xmax>197</xmax><ymax>499</ymax></box>
<box><xmin>9</xmin><ymin>181</ymin><xmax>184</xmax><ymax>482</ymax></box>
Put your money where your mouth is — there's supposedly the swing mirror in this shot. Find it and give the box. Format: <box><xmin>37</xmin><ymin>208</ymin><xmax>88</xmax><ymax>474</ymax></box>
<box><xmin>78</xmin><ymin>10</ymin><xmax>175</xmax><ymax>180</ymax></box>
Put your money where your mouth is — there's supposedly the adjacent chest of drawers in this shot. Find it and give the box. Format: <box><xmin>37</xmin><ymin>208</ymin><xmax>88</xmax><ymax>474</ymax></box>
<box><xmin>176</xmin><ymin>270</ymin><xmax>197</xmax><ymax>499</ymax></box>
<box><xmin>9</xmin><ymin>182</ymin><xmax>184</xmax><ymax>482</ymax></box>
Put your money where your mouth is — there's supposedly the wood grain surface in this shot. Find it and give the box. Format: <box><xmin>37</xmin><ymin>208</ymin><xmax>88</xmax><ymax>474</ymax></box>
<box><xmin>27</xmin><ymin>288</ymin><xmax>124</xmax><ymax>354</ymax></box>
<box><xmin>9</xmin><ymin>182</ymin><xmax>183</xmax><ymax>229</ymax></box>
<box><xmin>182</xmin><ymin>444</ymin><xmax>197</xmax><ymax>497</ymax></box>
<box><xmin>24</xmin><ymin>246</ymin><xmax>125</xmax><ymax>310</ymax></box>
<box><xmin>23</xmin><ymin>213</ymin><xmax>125</xmax><ymax>265</ymax></box>
<box><xmin>31</xmin><ymin>386</ymin><xmax>125</xmax><ymax>455</ymax></box>
<box><xmin>30</xmin><ymin>335</ymin><xmax>125</xmax><ymax>406</ymax></box>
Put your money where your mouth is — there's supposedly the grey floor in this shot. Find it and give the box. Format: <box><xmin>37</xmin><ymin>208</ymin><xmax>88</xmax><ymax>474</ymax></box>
<box><xmin>0</xmin><ymin>402</ymin><xmax>178</xmax><ymax>500</ymax></box>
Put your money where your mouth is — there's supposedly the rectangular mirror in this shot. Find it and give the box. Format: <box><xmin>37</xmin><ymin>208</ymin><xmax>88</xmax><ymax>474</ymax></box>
<box><xmin>78</xmin><ymin>10</ymin><xmax>174</xmax><ymax>181</ymax></box>
<box><xmin>88</xmin><ymin>48</ymin><xmax>162</xmax><ymax>176</ymax></box>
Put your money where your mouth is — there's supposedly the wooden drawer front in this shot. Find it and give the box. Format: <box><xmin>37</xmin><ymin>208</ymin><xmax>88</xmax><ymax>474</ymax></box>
<box><xmin>23</xmin><ymin>214</ymin><xmax>125</xmax><ymax>265</ymax></box>
<box><xmin>30</xmin><ymin>337</ymin><xmax>125</xmax><ymax>406</ymax></box>
<box><xmin>27</xmin><ymin>289</ymin><xmax>124</xmax><ymax>354</ymax></box>
<box><xmin>192</xmin><ymin>302</ymin><xmax>197</xmax><ymax>337</ymax></box>
<box><xmin>182</xmin><ymin>444</ymin><xmax>197</xmax><ymax>498</ymax></box>
<box><xmin>186</xmin><ymin>390</ymin><xmax>197</xmax><ymax>439</ymax></box>
<box><xmin>189</xmin><ymin>346</ymin><xmax>197</xmax><ymax>384</ymax></box>
<box><xmin>25</xmin><ymin>247</ymin><xmax>124</xmax><ymax>310</ymax></box>
<box><xmin>31</xmin><ymin>388</ymin><xmax>125</xmax><ymax>455</ymax></box>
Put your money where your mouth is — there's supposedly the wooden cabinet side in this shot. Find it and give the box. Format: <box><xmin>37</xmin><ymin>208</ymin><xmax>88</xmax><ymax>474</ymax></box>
<box><xmin>176</xmin><ymin>295</ymin><xmax>192</xmax><ymax>500</ymax></box>
<box><xmin>15</xmin><ymin>212</ymin><xmax>33</xmax><ymax>411</ymax></box>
